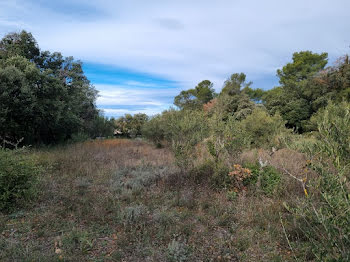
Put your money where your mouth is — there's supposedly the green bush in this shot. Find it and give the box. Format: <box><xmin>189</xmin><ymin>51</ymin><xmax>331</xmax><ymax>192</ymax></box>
<box><xmin>313</xmin><ymin>101</ymin><xmax>350</xmax><ymax>168</ymax></box>
<box><xmin>235</xmin><ymin>108</ymin><xmax>288</xmax><ymax>149</ymax></box>
<box><xmin>291</xmin><ymin>164</ymin><xmax>350</xmax><ymax>261</ymax></box>
<box><xmin>206</xmin><ymin>108</ymin><xmax>289</xmax><ymax>168</ymax></box>
<box><xmin>0</xmin><ymin>149</ymin><xmax>40</xmax><ymax>211</ymax></box>
<box><xmin>142</xmin><ymin>111</ymin><xmax>172</xmax><ymax>146</ymax></box>
<box><xmin>242</xmin><ymin>163</ymin><xmax>281</xmax><ymax>196</ymax></box>
<box><xmin>259</xmin><ymin>166</ymin><xmax>281</xmax><ymax>196</ymax></box>
<box><xmin>289</xmin><ymin>102</ymin><xmax>350</xmax><ymax>261</ymax></box>
<box><xmin>164</xmin><ymin>110</ymin><xmax>209</xmax><ymax>172</ymax></box>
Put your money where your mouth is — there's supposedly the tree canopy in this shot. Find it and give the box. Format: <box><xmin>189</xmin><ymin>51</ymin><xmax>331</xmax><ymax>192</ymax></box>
<box><xmin>0</xmin><ymin>30</ymin><xmax>107</xmax><ymax>145</ymax></box>
<box><xmin>174</xmin><ymin>80</ymin><xmax>216</xmax><ymax>110</ymax></box>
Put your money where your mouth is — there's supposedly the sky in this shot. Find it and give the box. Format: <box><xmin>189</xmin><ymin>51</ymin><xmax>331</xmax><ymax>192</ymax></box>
<box><xmin>1</xmin><ymin>0</ymin><xmax>349</xmax><ymax>118</ymax></box>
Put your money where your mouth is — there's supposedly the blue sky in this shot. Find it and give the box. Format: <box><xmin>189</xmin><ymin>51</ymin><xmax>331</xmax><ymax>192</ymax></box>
<box><xmin>1</xmin><ymin>0</ymin><xmax>349</xmax><ymax>118</ymax></box>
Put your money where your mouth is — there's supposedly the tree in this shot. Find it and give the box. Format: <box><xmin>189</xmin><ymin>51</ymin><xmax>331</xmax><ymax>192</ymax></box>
<box><xmin>277</xmin><ymin>51</ymin><xmax>328</xmax><ymax>88</ymax></box>
<box><xmin>174</xmin><ymin>80</ymin><xmax>216</xmax><ymax>110</ymax></box>
<box><xmin>0</xmin><ymin>31</ymin><xmax>100</xmax><ymax>145</ymax></box>
<box><xmin>212</xmin><ymin>73</ymin><xmax>255</xmax><ymax>121</ymax></box>
<box><xmin>0</xmin><ymin>31</ymin><xmax>40</xmax><ymax>62</ymax></box>
<box><xmin>115</xmin><ymin>113</ymin><xmax>149</xmax><ymax>137</ymax></box>
<box><xmin>221</xmin><ymin>73</ymin><xmax>252</xmax><ymax>96</ymax></box>
<box><xmin>264</xmin><ymin>51</ymin><xmax>328</xmax><ymax>131</ymax></box>
<box><xmin>242</xmin><ymin>86</ymin><xmax>265</xmax><ymax>103</ymax></box>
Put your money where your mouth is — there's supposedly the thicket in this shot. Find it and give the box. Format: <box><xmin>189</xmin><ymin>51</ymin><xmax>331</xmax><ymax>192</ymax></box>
<box><xmin>142</xmin><ymin>51</ymin><xmax>350</xmax><ymax>261</ymax></box>
<box><xmin>287</xmin><ymin>102</ymin><xmax>350</xmax><ymax>261</ymax></box>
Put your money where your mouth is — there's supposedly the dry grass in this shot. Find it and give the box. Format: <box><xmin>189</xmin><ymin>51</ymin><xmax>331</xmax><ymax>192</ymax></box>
<box><xmin>1</xmin><ymin>139</ymin><xmax>297</xmax><ymax>261</ymax></box>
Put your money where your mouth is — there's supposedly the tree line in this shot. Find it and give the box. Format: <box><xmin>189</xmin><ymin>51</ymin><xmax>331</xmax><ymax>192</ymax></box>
<box><xmin>0</xmin><ymin>31</ymin><xmax>115</xmax><ymax>146</ymax></box>
<box><xmin>172</xmin><ymin>51</ymin><xmax>349</xmax><ymax>133</ymax></box>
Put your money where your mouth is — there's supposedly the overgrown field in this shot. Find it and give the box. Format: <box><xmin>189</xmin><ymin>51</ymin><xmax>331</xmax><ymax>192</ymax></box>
<box><xmin>0</xmin><ymin>139</ymin><xmax>309</xmax><ymax>262</ymax></box>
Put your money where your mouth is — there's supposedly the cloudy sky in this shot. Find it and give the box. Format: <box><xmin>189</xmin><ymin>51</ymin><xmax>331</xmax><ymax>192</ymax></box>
<box><xmin>1</xmin><ymin>0</ymin><xmax>349</xmax><ymax>117</ymax></box>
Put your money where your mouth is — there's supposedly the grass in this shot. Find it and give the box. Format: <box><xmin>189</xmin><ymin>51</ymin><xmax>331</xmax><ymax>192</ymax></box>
<box><xmin>1</xmin><ymin>139</ymin><xmax>297</xmax><ymax>261</ymax></box>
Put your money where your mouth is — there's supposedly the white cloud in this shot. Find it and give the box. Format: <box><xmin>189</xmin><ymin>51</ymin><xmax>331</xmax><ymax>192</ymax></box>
<box><xmin>100</xmin><ymin>107</ymin><xmax>167</xmax><ymax>117</ymax></box>
<box><xmin>1</xmin><ymin>0</ymin><xmax>350</xmax><ymax>116</ymax></box>
<box><xmin>25</xmin><ymin>0</ymin><xmax>349</xmax><ymax>89</ymax></box>
<box><xmin>95</xmin><ymin>84</ymin><xmax>180</xmax><ymax>107</ymax></box>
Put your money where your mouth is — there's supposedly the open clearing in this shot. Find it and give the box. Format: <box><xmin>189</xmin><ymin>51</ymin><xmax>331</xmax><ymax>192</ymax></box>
<box><xmin>1</xmin><ymin>139</ymin><xmax>293</xmax><ymax>261</ymax></box>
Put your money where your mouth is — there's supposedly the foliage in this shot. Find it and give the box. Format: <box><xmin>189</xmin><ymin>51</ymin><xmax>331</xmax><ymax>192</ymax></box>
<box><xmin>289</xmin><ymin>102</ymin><xmax>350</xmax><ymax>261</ymax></box>
<box><xmin>142</xmin><ymin>114</ymin><xmax>166</xmax><ymax>146</ymax></box>
<box><xmin>237</xmin><ymin>108</ymin><xmax>288</xmax><ymax>149</ymax></box>
<box><xmin>277</xmin><ymin>51</ymin><xmax>328</xmax><ymax>87</ymax></box>
<box><xmin>263</xmin><ymin>51</ymin><xmax>329</xmax><ymax>131</ymax></box>
<box><xmin>174</xmin><ymin>80</ymin><xmax>216</xmax><ymax>110</ymax></box>
<box><xmin>144</xmin><ymin>109</ymin><xmax>209</xmax><ymax>171</ymax></box>
<box><xmin>224</xmin><ymin>163</ymin><xmax>281</xmax><ymax>196</ymax></box>
<box><xmin>115</xmin><ymin>113</ymin><xmax>148</xmax><ymax>138</ymax></box>
<box><xmin>259</xmin><ymin>166</ymin><xmax>281</xmax><ymax>196</ymax></box>
<box><xmin>243</xmin><ymin>86</ymin><xmax>265</xmax><ymax>102</ymax></box>
<box><xmin>206</xmin><ymin>108</ymin><xmax>288</xmax><ymax>165</ymax></box>
<box><xmin>221</xmin><ymin>73</ymin><xmax>252</xmax><ymax>96</ymax></box>
<box><xmin>167</xmin><ymin>110</ymin><xmax>209</xmax><ymax>172</ymax></box>
<box><xmin>210</xmin><ymin>73</ymin><xmax>255</xmax><ymax>121</ymax></box>
<box><xmin>69</xmin><ymin>132</ymin><xmax>91</xmax><ymax>143</ymax></box>
<box><xmin>210</xmin><ymin>162</ymin><xmax>230</xmax><ymax>188</ymax></box>
<box><xmin>88</xmin><ymin>115</ymin><xmax>116</xmax><ymax>138</ymax></box>
<box><xmin>291</xmin><ymin>165</ymin><xmax>350</xmax><ymax>261</ymax></box>
<box><xmin>313</xmin><ymin>101</ymin><xmax>350</xmax><ymax>167</ymax></box>
<box><xmin>0</xmin><ymin>149</ymin><xmax>40</xmax><ymax>210</ymax></box>
<box><xmin>0</xmin><ymin>30</ymin><xmax>100</xmax><ymax>145</ymax></box>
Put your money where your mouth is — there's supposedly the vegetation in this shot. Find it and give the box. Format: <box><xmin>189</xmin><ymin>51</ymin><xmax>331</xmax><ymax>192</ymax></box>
<box><xmin>1</xmin><ymin>30</ymin><xmax>350</xmax><ymax>261</ymax></box>
<box><xmin>0</xmin><ymin>31</ymin><xmax>114</xmax><ymax>146</ymax></box>
<box><xmin>0</xmin><ymin>149</ymin><xmax>40</xmax><ymax>211</ymax></box>
<box><xmin>115</xmin><ymin>113</ymin><xmax>148</xmax><ymax>138</ymax></box>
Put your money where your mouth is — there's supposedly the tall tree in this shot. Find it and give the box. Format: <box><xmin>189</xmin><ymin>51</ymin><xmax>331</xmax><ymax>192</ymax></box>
<box><xmin>213</xmin><ymin>73</ymin><xmax>255</xmax><ymax>120</ymax></box>
<box><xmin>0</xmin><ymin>31</ymin><xmax>100</xmax><ymax>145</ymax></box>
<box><xmin>174</xmin><ymin>80</ymin><xmax>216</xmax><ymax>110</ymax></box>
<box><xmin>221</xmin><ymin>73</ymin><xmax>252</xmax><ymax>96</ymax></box>
<box><xmin>264</xmin><ymin>51</ymin><xmax>328</xmax><ymax>131</ymax></box>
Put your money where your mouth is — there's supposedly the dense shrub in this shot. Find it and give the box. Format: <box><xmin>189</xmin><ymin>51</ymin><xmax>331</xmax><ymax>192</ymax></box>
<box><xmin>144</xmin><ymin>109</ymin><xmax>208</xmax><ymax>172</ymax></box>
<box><xmin>223</xmin><ymin>162</ymin><xmax>281</xmax><ymax>196</ymax></box>
<box><xmin>0</xmin><ymin>149</ymin><xmax>40</xmax><ymax>210</ymax></box>
<box><xmin>313</xmin><ymin>101</ymin><xmax>350</xmax><ymax>168</ymax></box>
<box><xmin>259</xmin><ymin>166</ymin><xmax>281</xmax><ymax>196</ymax></box>
<box><xmin>292</xmin><ymin>166</ymin><xmax>350</xmax><ymax>261</ymax></box>
<box><xmin>168</xmin><ymin>110</ymin><xmax>208</xmax><ymax>172</ymax></box>
<box><xmin>289</xmin><ymin>102</ymin><xmax>350</xmax><ymax>261</ymax></box>
<box><xmin>142</xmin><ymin>114</ymin><xmax>166</xmax><ymax>147</ymax></box>
<box><xmin>235</xmin><ymin>108</ymin><xmax>288</xmax><ymax>149</ymax></box>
